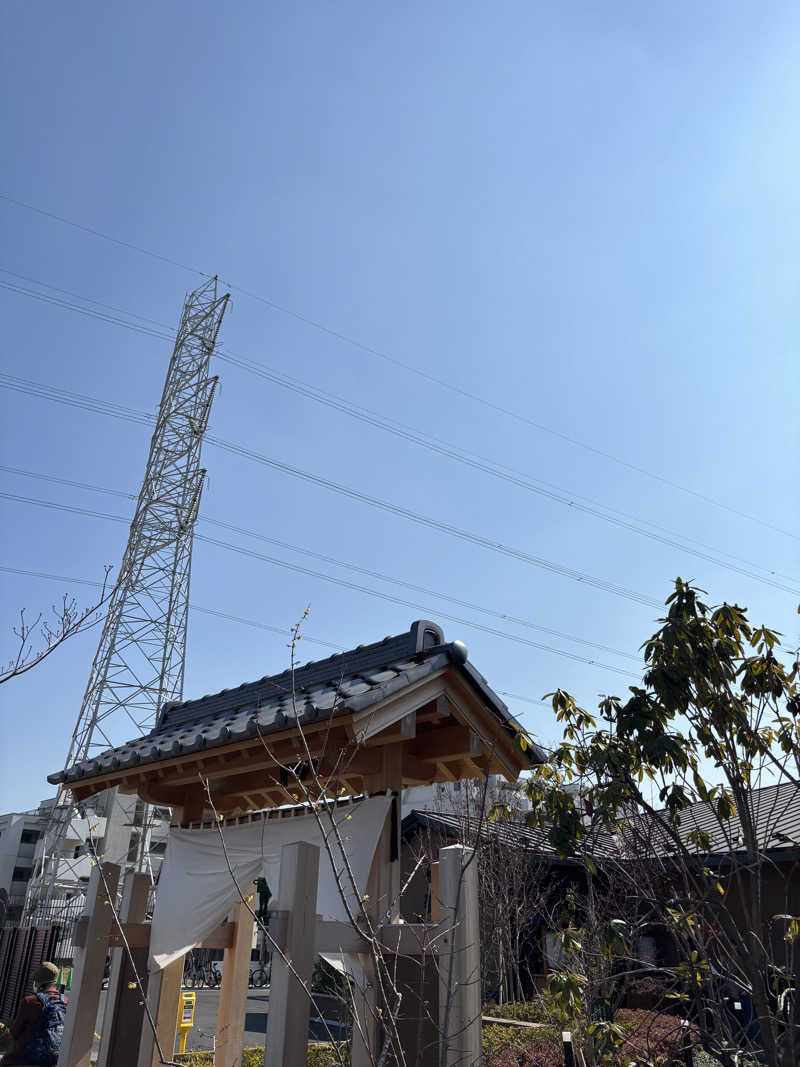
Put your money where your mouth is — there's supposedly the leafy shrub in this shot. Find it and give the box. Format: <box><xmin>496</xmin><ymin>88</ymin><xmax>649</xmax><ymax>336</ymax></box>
<box><xmin>483</xmin><ymin>1022</ymin><xmax>542</xmax><ymax>1058</ymax></box>
<box><xmin>308</xmin><ymin>1042</ymin><xmax>350</xmax><ymax>1067</ymax></box>
<box><xmin>175</xmin><ymin>1045</ymin><xmax>348</xmax><ymax>1067</ymax></box>
<box><xmin>483</xmin><ymin>995</ymin><xmax>565</xmax><ymax>1027</ymax></box>
<box><xmin>481</xmin><ymin>1004</ymin><xmax>561</xmax><ymax>1066</ymax></box>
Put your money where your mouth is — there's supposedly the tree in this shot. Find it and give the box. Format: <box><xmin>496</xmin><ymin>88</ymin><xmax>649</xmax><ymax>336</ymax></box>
<box><xmin>1</xmin><ymin>568</ymin><xmax>113</xmax><ymax>684</ymax></box>
<box><xmin>522</xmin><ymin>579</ymin><xmax>800</xmax><ymax>1066</ymax></box>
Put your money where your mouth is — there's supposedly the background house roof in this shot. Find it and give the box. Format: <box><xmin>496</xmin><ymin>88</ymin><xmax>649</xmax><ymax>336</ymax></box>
<box><xmin>402</xmin><ymin>808</ymin><xmax>618</xmax><ymax>860</ymax></box>
<box><xmin>651</xmin><ymin>780</ymin><xmax>800</xmax><ymax>857</ymax></box>
<box><xmin>403</xmin><ymin>782</ymin><xmax>800</xmax><ymax>867</ymax></box>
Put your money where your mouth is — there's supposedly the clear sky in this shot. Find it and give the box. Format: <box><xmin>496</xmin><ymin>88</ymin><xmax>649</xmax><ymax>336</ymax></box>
<box><xmin>1</xmin><ymin>2</ymin><xmax>798</xmax><ymax>813</ymax></box>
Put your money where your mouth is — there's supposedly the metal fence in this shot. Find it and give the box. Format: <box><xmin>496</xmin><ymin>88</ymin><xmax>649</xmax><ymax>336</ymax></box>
<box><xmin>0</xmin><ymin>895</ymin><xmax>85</xmax><ymax>1021</ymax></box>
<box><xmin>17</xmin><ymin>897</ymin><xmax>85</xmax><ymax>931</ymax></box>
<box><xmin>0</xmin><ymin>923</ymin><xmax>66</xmax><ymax>1021</ymax></box>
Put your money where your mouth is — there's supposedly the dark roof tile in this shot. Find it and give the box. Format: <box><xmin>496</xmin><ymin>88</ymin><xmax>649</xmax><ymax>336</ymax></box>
<box><xmin>51</xmin><ymin>620</ymin><xmax>545</xmax><ymax>786</ymax></box>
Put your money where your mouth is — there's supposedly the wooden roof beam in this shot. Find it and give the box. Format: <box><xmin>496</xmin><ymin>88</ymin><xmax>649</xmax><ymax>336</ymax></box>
<box><xmin>408</xmin><ymin>723</ymin><xmax>482</xmax><ymax>762</ymax></box>
<box><xmin>443</xmin><ymin>667</ymin><xmax>521</xmax><ymax>780</ymax></box>
<box><xmin>402</xmin><ymin>754</ymin><xmax>438</xmax><ymax>785</ymax></box>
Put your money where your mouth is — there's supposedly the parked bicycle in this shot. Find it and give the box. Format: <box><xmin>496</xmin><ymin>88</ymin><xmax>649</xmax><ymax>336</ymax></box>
<box><xmin>249</xmin><ymin>963</ymin><xmax>269</xmax><ymax>988</ymax></box>
<box><xmin>183</xmin><ymin>952</ymin><xmax>221</xmax><ymax>988</ymax></box>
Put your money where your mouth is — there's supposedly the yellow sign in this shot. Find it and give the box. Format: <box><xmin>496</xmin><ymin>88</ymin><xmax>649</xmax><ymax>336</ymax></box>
<box><xmin>177</xmin><ymin>990</ymin><xmax>195</xmax><ymax>1054</ymax></box>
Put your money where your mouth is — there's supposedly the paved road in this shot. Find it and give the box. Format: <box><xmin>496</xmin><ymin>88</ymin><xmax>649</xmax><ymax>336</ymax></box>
<box><xmin>186</xmin><ymin>987</ymin><xmax>271</xmax><ymax>1052</ymax></box>
<box><xmin>91</xmin><ymin>986</ymin><xmax>271</xmax><ymax>1055</ymax></box>
<box><xmin>90</xmin><ymin>983</ymin><xmax>345</xmax><ymax>1056</ymax></box>
<box><xmin>180</xmin><ymin>987</ymin><xmax>346</xmax><ymax>1053</ymax></box>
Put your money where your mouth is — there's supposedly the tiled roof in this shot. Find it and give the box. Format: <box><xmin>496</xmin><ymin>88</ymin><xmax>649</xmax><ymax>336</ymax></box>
<box><xmin>651</xmin><ymin>780</ymin><xmax>800</xmax><ymax>856</ymax></box>
<box><xmin>405</xmin><ymin>783</ymin><xmax>800</xmax><ymax>866</ymax></box>
<box><xmin>50</xmin><ymin>619</ymin><xmax>543</xmax><ymax>787</ymax></box>
<box><xmin>403</xmin><ymin>809</ymin><xmax>618</xmax><ymax>859</ymax></box>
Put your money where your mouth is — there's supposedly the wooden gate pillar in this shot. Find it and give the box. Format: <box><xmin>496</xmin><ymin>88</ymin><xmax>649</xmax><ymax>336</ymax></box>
<box><xmin>352</xmin><ymin>776</ymin><xmax>403</xmax><ymax>1067</ymax></box>
<box><xmin>265</xmin><ymin>841</ymin><xmax>320</xmax><ymax>1067</ymax></box>
<box><xmin>135</xmin><ymin>955</ymin><xmax>184</xmax><ymax>1067</ymax></box>
<box><xmin>97</xmin><ymin>872</ymin><xmax>150</xmax><ymax>1067</ymax></box>
<box><xmin>438</xmin><ymin>845</ymin><xmax>480</xmax><ymax>1067</ymax></box>
<box><xmin>57</xmin><ymin>861</ymin><xmax>120</xmax><ymax>1067</ymax></box>
<box><xmin>215</xmin><ymin>899</ymin><xmax>255</xmax><ymax>1067</ymax></box>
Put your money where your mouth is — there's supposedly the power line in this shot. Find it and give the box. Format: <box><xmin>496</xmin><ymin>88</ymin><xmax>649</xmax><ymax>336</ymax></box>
<box><xmin>0</xmin><ymin>465</ymin><xmax>642</xmax><ymax>661</ymax></box>
<box><xmin>2</xmin><ymin>271</ymin><xmax>797</xmax><ymax>589</ymax></box>
<box><xmin>0</xmin><ymin>378</ymin><xmax>662</xmax><ymax>608</ymax></box>
<box><xmin>2</xmin><ymin>191</ymin><xmax>795</xmax><ymax>542</ymax></box>
<box><xmin>0</xmin><ymin>564</ymin><xmax>554</xmax><ymax>710</ymax></box>
<box><xmin>0</xmin><ymin>492</ymin><xmax>640</xmax><ymax>678</ymax></box>
<box><xmin>0</xmin><ymin>194</ymin><xmax>209</xmax><ymax>278</ymax></box>
<box><xmin>5</xmin><ymin>372</ymin><xmax>798</xmax><ymax>624</ymax></box>
<box><xmin>0</xmin><ymin>565</ymin><xmax>343</xmax><ymax>652</ymax></box>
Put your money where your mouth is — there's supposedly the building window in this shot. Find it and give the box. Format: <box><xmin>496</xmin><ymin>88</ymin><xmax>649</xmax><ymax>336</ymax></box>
<box><xmin>12</xmin><ymin>867</ymin><xmax>32</xmax><ymax>882</ymax></box>
<box><xmin>20</xmin><ymin>830</ymin><xmax>40</xmax><ymax>844</ymax></box>
<box><xmin>127</xmin><ymin>835</ymin><xmax>141</xmax><ymax>863</ymax></box>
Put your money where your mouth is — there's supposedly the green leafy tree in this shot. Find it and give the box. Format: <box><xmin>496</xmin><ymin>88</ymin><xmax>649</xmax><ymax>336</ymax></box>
<box><xmin>522</xmin><ymin>579</ymin><xmax>800</xmax><ymax>1067</ymax></box>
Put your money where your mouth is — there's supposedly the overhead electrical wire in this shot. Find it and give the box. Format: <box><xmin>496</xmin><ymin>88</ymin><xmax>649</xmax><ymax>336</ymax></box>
<box><xmin>1</xmin><ymin>269</ymin><xmax>797</xmax><ymax>592</ymax></box>
<box><xmin>0</xmin><ymin>464</ymin><xmax>641</xmax><ymax>662</ymax></box>
<box><xmin>1</xmin><ymin>192</ymin><xmax>796</xmax><ymax>543</ymax></box>
<box><xmin>0</xmin><ymin>565</ymin><xmax>343</xmax><ymax>653</ymax></box>
<box><xmin>0</xmin><ymin>564</ymin><xmax>553</xmax><ymax>710</ymax></box>
<box><xmin>4</xmin><ymin>372</ymin><xmax>798</xmax><ymax>619</ymax></box>
<box><xmin>0</xmin><ymin>494</ymin><xmax>639</xmax><ymax>679</ymax></box>
<box><xmin>0</xmin><ymin>378</ymin><xmax>662</xmax><ymax>608</ymax></box>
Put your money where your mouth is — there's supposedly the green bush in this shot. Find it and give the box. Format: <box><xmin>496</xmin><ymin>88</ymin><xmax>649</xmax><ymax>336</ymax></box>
<box><xmin>308</xmin><ymin>1042</ymin><xmax>350</xmax><ymax>1067</ymax></box>
<box><xmin>175</xmin><ymin>1045</ymin><xmax>348</xmax><ymax>1067</ymax></box>
<box><xmin>483</xmin><ymin>995</ymin><xmax>567</xmax><ymax>1027</ymax></box>
<box><xmin>482</xmin><ymin>1022</ymin><xmax>544</xmax><ymax>1058</ymax></box>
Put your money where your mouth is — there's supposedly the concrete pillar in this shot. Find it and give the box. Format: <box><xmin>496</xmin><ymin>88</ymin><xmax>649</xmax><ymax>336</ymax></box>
<box><xmin>438</xmin><ymin>845</ymin><xmax>480</xmax><ymax>1067</ymax></box>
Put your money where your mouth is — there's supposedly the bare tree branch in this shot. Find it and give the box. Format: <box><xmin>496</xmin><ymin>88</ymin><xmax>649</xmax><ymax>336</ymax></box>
<box><xmin>1</xmin><ymin>566</ymin><xmax>114</xmax><ymax>684</ymax></box>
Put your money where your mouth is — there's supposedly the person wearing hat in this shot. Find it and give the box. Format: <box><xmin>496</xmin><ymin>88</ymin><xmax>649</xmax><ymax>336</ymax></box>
<box><xmin>0</xmin><ymin>962</ymin><xmax>65</xmax><ymax>1065</ymax></box>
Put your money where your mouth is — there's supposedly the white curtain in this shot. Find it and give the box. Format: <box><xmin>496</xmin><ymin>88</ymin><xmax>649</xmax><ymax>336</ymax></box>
<box><xmin>149</xmin><ymin>794</ymin><xmax>392</xmax><ymax>971</ymax></box>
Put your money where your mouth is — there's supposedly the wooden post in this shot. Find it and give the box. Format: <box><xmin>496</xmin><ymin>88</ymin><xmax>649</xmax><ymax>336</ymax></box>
<box><xmin>438</xmin><ymin>844</ymin><xmax>481</xmax><ymax>1067</ymax></box>
<box><xmin>562</xmin><ymin>1031</ymin><xmax>576</xmax><ymax>1067</ymax></box>
<box><xmin>350</xmin><ymin>953</ymin><xmax>378</xmax><ymax>1067</ymax></box>
<box><xmin>137</xmin><ymin>805</ymin><xmax>186</xmax><ymax>1067</ymax></box>
<box><xmin>136</xmin><ymin>957</ymin><xmax>184</xmax><ymax>1067</ymax></box>
<box><xmin>57</xmin><ymin>861</ymin><xmax>120</xmax><ymax>1067</ymax></box>
<box><xmin>97</xmin><ymin>872</ymin><xmax>150</xmax><ymax>1067</ymax></box>
<box><xmin>264</xmin><ymin>841</ymin><xmax>320</xmax><ymax>1067</ymax></box>
<box><xmin>429</xmin><ymin>860</ymin><xmax>440</xmax><ymax>922</ymax></box>
<box><xmin>353</xmin><ymin>775</ymin><xmax>400</xmax><ymax>1067</ymax></box>
<box><xmin>215</xmin><ymin>900</ymin><xmax>255</xmax><ymax>1067</ymax></box>
<box><xmin>382</xmin><ymin>747</ymin><xmax>403</xmax><ymax>919</ymax></box>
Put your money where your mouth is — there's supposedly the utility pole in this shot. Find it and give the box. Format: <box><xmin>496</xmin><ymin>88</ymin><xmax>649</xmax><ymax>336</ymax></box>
<box><xmin>26</xmin><ymin>277</ymin><xmax>229</xmax><ymax>918</ymax></box>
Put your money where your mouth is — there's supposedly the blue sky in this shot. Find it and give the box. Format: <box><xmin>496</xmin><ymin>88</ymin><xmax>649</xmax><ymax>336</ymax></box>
<box><xmin>1</xmin><ymin>2</ymin><xmax>798</xmax><ymax>812</ymax></box>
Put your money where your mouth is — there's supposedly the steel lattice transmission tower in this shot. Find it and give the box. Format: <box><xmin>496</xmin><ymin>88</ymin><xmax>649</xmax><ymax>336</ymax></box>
<box><xmin>27</xmin><ymin>277</ymin><xmax>229</xmax><ymax>915</ymax></box>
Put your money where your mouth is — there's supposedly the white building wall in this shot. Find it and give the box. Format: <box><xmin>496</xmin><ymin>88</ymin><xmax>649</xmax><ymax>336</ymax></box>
<box><xmin>0</xmin><ymin>811</ymin><xmax>46</xmax><ymax>921</ymax></box>
<box><xmin>401</xmin><ymin>774</ymin><xmax>530</xmax><ymax>818</ymax></box>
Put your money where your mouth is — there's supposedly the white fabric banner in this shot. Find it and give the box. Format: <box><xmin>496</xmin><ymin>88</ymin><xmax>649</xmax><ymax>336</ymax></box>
<box><xmin>149</xmin><ymin>794</ymin><xmax>392</xmax><ymax>971</ymax></box>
